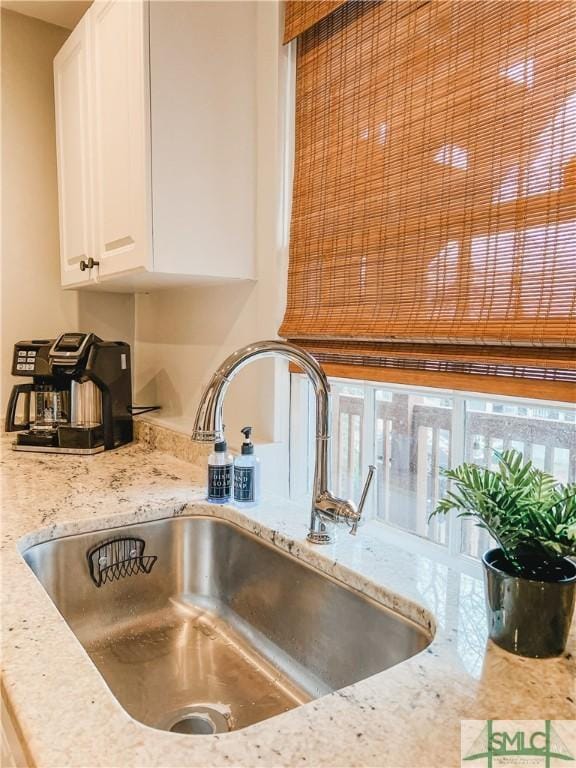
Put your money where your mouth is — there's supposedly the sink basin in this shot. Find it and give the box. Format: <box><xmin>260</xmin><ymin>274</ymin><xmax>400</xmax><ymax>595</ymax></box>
<box><xmin>22</xmin><ymin>516</ymin><xmax>431</xmax><ymax>734</ymax></box>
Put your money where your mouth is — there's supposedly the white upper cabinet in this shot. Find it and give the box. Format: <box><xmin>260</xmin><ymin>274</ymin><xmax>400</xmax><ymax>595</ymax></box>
<box><xmin>54</xmin><ymin>0</ymin><xmax>257</xmax><ymax>291</ymax></box>
<box><xmin>54</xmin><ymin>16</ymin><xmax>95</xmax><ymax>287</ymax></box>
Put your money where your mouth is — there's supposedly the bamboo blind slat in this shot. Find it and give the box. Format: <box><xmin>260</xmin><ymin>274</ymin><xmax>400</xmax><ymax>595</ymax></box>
<box><xmin>280</xmin><ymin>0</ymin><xmax>576</xmax><ymax>398</ymax></box>
<box><xmin>284</xmin><ymin>0</ymin><xmax>348</xmax><ymax>44</ymax></box>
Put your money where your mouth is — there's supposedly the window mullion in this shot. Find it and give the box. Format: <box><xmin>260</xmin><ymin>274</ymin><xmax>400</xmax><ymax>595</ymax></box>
<box><xmin>288</xmin><ymin>373</ymin><xmax>310</xmax><ymax>499</ymax></box>
<box><xmin>448</xmin><ymin>394</ymin><xmax>466</xmax><ymax>557</ymax></box>
<box><xmin>361</xmin><ymin>382</ymin><xmax>377</xmax><ymax>519</ymax></box>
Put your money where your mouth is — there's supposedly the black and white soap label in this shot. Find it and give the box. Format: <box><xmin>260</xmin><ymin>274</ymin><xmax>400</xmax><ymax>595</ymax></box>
<box><xmin>234</xmin><ymin>467</ymin><xmax>255</xmax><ymax>502</ymax></box>
<box><xmin>208</xmin><ymin>464</ymin><xmax>232</xmax><ymax>500</ymax></box>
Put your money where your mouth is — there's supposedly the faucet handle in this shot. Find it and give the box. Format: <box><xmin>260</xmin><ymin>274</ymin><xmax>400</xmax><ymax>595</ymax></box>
<box><xmin>349</xmin><ymin>465</ymin><xmax>376</xmax><ymax>536</ymax></box>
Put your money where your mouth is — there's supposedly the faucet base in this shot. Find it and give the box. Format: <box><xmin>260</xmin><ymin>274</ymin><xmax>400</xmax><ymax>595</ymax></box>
<box><xmin>306</xmin><ymin>531</ymin><xmax>332</xmax><ymax>545</ymax></box>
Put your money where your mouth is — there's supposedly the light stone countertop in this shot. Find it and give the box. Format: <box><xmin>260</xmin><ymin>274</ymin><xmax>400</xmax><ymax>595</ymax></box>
<box><xmin>1</xmin><ymin>429</ymin><xmax>574</xmax><ymax>768</ymax></box>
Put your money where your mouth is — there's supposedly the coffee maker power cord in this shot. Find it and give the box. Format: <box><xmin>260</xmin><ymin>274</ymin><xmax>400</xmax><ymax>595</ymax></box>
<box><xmin>128</xmin><ymin>405</ymin><xmax>162</xmax><ymax>416</ymax></box>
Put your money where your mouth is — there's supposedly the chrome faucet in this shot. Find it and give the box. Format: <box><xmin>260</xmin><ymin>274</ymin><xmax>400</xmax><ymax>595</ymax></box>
<box><xmin>192</xmin><ymin>340</ymin><xmax>375</xmax><ymax>544</ymax></box>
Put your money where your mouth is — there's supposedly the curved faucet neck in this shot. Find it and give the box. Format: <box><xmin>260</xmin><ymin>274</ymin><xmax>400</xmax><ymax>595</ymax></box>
<box><xmin>191</xmin><ymin>340</ymin><xmax>331</xmax><ymax>515</ymax></box>
<box><xmin>192</xmin><ymin>339</ymin><xmax>330</xmax><ymax>439</ymax></box>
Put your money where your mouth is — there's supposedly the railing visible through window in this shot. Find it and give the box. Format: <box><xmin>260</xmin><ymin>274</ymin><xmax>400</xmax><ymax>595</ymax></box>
<box><xmin>291</xmin><ymin>374</ymin><xmax>576</xmax><ymax>563</ymax></box>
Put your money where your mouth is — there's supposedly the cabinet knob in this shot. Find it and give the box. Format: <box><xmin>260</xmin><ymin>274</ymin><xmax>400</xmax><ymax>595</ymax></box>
<box><xmin>79</xmin><ymin>257</ymin><xmax>100</xmax><ymax>272</ymax></box>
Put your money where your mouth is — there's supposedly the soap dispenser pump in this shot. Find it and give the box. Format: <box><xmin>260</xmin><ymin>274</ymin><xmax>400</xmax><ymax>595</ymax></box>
<box><xmin>233</xmin><ymin>426</ymin><xmax>260</xmax><ymax>506</ymax></box>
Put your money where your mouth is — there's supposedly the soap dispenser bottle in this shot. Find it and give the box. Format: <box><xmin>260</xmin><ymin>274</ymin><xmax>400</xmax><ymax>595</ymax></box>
<box><xmin>233</xmin><ymin>426</ymin><xmax>260</xmax><ymax>507</ymax></box>
<box><xmin>207</xmin><ymin>438</ymin><xmax>233</xmax><ymax>503</ymax></box>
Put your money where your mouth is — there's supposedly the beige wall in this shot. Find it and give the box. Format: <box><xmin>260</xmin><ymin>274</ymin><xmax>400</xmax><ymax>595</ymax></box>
<box><xmin>134</xmin><ymin>1</ymin><xmax>291</xmax><ymax>473</ymax></box>
<box><xmin>1</xmin><ymin>9</ymin><xmax>133</xmax><ymax>411</ymax></box>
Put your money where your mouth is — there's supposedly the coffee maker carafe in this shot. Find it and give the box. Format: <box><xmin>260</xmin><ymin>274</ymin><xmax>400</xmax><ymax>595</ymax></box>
<box><xmin>5</xmin><ymin>333</ymin><xmax>133</xmax><ymax>454</ymax></box>
<box><xmin>7</xmin><ymin>383</ymin><xmax>70</xmax><ymax>438</ymax></box>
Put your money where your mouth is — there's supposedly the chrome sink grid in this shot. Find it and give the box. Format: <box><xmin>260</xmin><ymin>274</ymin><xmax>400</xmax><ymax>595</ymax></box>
<box><xmin>23</xmin><ymin>516</ymin><xmax>431</xmax><ymax>734</ymax></box>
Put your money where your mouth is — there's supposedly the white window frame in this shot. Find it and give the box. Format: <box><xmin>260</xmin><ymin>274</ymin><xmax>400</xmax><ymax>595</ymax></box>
<box><xmin>289</xmin><ymin>372</ymin><xmax>575</xmax><ymax>577</ymax></box>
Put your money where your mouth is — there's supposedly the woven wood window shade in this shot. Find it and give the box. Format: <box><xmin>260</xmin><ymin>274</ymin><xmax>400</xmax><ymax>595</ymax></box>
<box><xmin>280</xmin><ymin>0</ymin><xmax>576</xmax><ymax>401</ymax></box>
<box><xmin>284</xmin><ymin>1</ymin><xmax>348</xmax><ymax>43</ymax></box>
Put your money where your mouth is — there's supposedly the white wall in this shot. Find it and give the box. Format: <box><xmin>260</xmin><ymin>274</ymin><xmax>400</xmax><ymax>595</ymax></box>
<box><xmin>1</xmin><ymin>9</ymin><xmax>134</xmax><ymax>412</ymax></box>
<box><xmin>134</xmin><ymin>1</ymin><xmax>292</xmax><ymax>489</ymax></box>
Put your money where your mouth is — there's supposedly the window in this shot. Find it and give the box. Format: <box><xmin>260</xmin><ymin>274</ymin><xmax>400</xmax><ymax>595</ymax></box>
<box><xmin>283</xmin><ymin>1</ymin><xmax>575</xmax><ymax>564</ymax></box>
<box><xmin>290</xmin><ymin>373</ymin><xmax>576</xmax><ymax>565</ymax></box>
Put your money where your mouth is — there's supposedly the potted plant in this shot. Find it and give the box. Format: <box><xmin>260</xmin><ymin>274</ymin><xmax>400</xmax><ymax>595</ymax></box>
<box><xmin>430</xmin><ymin>449</ymin><xmax>576</xmax><ymax>658</ymax></box>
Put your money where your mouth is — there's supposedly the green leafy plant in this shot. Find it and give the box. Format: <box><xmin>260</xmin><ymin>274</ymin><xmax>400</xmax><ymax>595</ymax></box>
<box><xmin>429</xmin><ymin>449</ymin><xmax>576</xmax><ymax>575</ymax></box>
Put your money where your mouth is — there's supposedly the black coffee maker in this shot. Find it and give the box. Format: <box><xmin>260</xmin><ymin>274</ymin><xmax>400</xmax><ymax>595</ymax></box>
<box><xmin>6</xmin><ymin>333</ymin><xmax>133</xmax><ymax>454</ymax></box>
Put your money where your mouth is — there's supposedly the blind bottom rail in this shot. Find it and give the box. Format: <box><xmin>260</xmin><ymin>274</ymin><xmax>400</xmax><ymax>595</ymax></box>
<box><xmin>288</xmin><ymin>340</ymin><xmax>576</xmax><ymax>402</ymax></box>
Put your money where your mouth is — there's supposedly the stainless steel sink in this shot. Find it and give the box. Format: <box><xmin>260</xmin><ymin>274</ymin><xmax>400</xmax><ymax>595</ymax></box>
<box><xmin>22</xmin><ymin>516</ymin><xmax>431</xmax><ymax>734</ymax></box>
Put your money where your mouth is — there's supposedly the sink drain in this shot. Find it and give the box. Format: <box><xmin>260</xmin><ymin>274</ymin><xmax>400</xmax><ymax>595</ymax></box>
<box><xmin>170</xmin><ymin>714</ymin><xmax>216</xmax><ymax>735</ymax></box>
<box><xmin>160</xmin><ymin>704</ymin><xmax>232</xmax><ymax>735</ymax></box>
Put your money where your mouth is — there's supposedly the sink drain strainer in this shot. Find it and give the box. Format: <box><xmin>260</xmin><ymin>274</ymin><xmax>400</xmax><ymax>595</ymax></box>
<box><xmin>160</xmin><ymin>704</ymin><xmax>232</xmax><ymax>735</ymax></box>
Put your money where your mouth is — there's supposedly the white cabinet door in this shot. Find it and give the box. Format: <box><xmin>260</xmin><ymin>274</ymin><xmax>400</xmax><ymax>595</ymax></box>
<box><xmin>54</xmin><ymin>17</ymin><xmax>95</xmax><ymax>287</ymax></box>
<box><xmin>90</xmin><ymin>0</ymin><xmax>150</xmax><ymax>280</ymax></box>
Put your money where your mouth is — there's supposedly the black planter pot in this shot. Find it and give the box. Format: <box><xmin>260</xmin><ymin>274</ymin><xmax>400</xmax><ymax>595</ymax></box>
<box><xmin>482</xmin><ymin>548</ymin><xmax>576</xmax><ymax>658</ymax></box>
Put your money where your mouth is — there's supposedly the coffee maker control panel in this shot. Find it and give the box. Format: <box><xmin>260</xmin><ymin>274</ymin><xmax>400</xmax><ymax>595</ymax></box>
<box><xmin>11</xmin><ymin>334</ymin><xmax>95</xmax><ymax>376</ymax></box>
<box><xmin>11</xmin><ymin>340</ymin><xmax>52</xmax><ymax>377</ymax></box>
